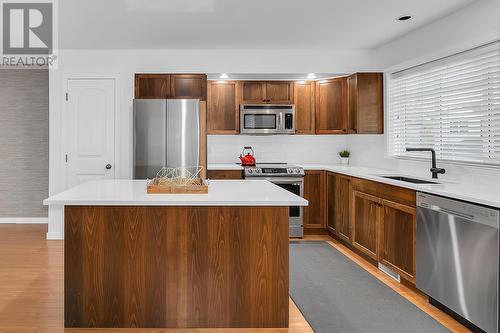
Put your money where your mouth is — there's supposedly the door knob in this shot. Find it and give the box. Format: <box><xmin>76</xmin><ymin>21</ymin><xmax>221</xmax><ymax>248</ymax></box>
<box><xmin>106</xmin><ymin>164</ymin><xmax>112</xmax><ymax>170</ymax></box>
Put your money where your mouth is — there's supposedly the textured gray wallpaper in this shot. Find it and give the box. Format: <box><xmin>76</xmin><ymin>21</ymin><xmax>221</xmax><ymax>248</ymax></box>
<box><xmin>0</xmin><ymin>69</ymin><xmax>49</xmax><ymax>217</ymax></box>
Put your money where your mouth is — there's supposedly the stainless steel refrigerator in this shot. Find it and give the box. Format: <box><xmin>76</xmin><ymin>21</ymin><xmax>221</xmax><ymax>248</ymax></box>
<box><xmin>133</xmin><ymin>99</ymin><xmax>204</xmax><ymax>179</ymax></box>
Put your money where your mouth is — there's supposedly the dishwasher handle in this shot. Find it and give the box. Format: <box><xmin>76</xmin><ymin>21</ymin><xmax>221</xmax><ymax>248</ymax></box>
<box><xmin>417</xmin><ymin>192</ymin><xmax>499</xmax><ymax>229</ymax></box>
<box><xmin>419</xmin><ymin>204</ymin><xmax>475</xmax><ymax>220</ymax></box>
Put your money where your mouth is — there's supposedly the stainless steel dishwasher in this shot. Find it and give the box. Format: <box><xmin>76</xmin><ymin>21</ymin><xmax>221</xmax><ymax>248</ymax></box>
<box><xmin>416</xmin><ymin>192</ymin><xmax>499</xmax><ymax>333</ymax></box>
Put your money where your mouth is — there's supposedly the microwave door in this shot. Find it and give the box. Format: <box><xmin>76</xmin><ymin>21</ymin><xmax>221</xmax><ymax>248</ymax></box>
<box><xmin>243</xmin><ymin>113</ymin><xmax>278</xmax><ymax>134</ymax></box>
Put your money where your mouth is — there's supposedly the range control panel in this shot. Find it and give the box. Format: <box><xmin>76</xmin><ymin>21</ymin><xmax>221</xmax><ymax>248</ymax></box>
<box><xmin>244</xmin><ymin>164</ymin><xmax>305</xmax><ymax>177</ymax></box>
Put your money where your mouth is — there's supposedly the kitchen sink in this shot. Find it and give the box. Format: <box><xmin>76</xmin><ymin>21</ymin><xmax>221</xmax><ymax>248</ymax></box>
<box><xmin>380</xmin><ymin>176</ymin><xmax>439</xmax><ymax>184</ymax></box>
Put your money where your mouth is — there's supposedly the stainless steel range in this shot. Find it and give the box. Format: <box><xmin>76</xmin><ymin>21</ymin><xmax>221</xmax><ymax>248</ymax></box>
<box><xmin>243</xmin><ymin>163</ymin><xmax>305</xmax><ymax>238</ymax></box>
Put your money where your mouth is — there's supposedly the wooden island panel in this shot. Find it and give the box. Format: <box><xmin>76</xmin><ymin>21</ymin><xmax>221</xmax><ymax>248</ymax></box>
<box><xmin>65</xmin><ymin>206</ymin><xmax>289</xmax><ymax>329</ymax></box>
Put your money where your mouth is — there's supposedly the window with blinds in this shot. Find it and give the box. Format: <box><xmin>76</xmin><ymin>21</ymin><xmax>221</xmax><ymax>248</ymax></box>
<box><xmin>388</xmin><ymin>41</ymin><xmax>500</xmax><ymax>166</ymax></box>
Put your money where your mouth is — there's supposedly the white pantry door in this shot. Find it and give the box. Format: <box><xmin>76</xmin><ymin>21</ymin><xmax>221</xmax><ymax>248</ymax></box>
<box><xmin>65</xmin><ymin>78</ymin><xmax>116</xmax><ymax>188</ymax></box>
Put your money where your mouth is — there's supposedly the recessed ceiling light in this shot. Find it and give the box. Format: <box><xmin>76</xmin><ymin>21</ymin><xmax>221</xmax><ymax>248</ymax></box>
<box><xmin>306</xmin><ymin>73</ymin><xmax>317</xmax><ymax>79</ymax></box>
<box><xmin>219</xmin><ymin>73</ymin><xmax>228</xmax><ymax>79</ymax></box>
<box><xmin>398</xmin><ymin>15</ymin><xmax>412</xmax><ymax>21</ymax></box>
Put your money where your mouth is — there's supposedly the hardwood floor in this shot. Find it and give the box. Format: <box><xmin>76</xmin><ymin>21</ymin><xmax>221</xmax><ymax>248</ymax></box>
<box><xmin>0</xmin><ymin>224</ymin><xmax>310</xmax><ymax>333</ymax></box>
<box><xmin>0</xmin><ymin>225</ymin><xmax>467</xmax><ymax>333</ymax></box>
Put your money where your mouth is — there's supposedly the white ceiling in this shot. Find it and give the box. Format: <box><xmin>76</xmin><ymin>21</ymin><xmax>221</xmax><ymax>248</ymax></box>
<box><xmin>60</xmin><ymin>0</ymin><xmax>476</xmax><ymax>49</ymax></box>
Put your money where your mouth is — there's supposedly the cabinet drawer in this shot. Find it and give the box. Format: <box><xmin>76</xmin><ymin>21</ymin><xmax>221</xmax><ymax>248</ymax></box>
<box><xmin>207</xmin><ymin>170</ymin><xmax>243</xmax><ymax>180</ymax></box>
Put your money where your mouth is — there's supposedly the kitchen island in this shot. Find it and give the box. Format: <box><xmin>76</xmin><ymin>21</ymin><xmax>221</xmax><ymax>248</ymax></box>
<box><xmin>44</xmin><ymin>179</ymin><xmax>307</xmax><ymax>329</ymax></box>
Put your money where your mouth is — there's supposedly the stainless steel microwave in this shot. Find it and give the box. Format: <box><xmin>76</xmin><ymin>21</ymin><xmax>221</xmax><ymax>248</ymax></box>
<box><xmin>239</xmin><ymin>104</ymin><xmax>295</xmax><ymax>135</ymax></box>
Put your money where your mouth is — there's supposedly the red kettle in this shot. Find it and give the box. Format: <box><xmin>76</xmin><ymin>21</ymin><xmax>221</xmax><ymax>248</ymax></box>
<box><xmin>239</xmin><ymin>146</ymin><xmax>256</xmax><ymax>166</ymax></box>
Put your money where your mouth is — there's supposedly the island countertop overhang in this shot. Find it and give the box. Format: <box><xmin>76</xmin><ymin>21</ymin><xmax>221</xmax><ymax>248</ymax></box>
<box><xmin>43</xmin><ymin>179</ymin><xmax>309</xmax><ymax>206</ymax></box>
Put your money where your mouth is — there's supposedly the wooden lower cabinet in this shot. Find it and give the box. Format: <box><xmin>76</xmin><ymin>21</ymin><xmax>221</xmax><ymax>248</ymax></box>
<box><xmin>351</xmin><ymin>190</ymin><xmax>381</xmax><ymax>260</ymax></box>
<box><xmin>207</xmin><ymin>169</ymin><xmax>243</xmax><ymax>179</ymax></box>
<box><xmin>303</xmin><ymin>170</ymin><xmax>326</xmax><ymax>229</ymax></box>
<box><xmin>326</xmin><ymin>173</ymin><xmax>337</xmax><ymax>234</ymax></box>
<box><xmin>326</xmin><ymin>172</ymin><xmax>351</xmax><ymax>242</ymax></box>
<box><xmin>65</xmin><ymin>205</ymin><xmax>289</xmax><ymax>328</ymax></box>
<box><xmin>319</xmin><ymin>171</ymin><xmax>418</xmax><ymax>282</ymax></box>
<box><xmin>379</xmin><ymin>199</ymin><xmax>416</xmax><ymax>282</ymax></box>
<box><xmin>334</xmin><ymin>174</ymin><xmax>351</xmax><ymax>242</ymax></box>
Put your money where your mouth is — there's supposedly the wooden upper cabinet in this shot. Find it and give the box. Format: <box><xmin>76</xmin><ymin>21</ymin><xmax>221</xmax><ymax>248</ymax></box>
<box><xmin>347</xmin><ymin>75</ymin><xmax>357</xmax><ymax>132</ymax></box>
<box><xmin>380</xmin><ymin>200</ymin><xmax>416</xmax><ymax>282</ymax></box>
<box><xmin>135</xmin><ymin>73</ymin><xmax>207</xmax><ymax>100</ymax></box>
<box><xmin>265</xmin><ymin>81</ymin><xmax>294</xmax><ymax>104</ymax></box>
<box><xmin>294</xmin><ymin>81</ymin><xmax>315</xmax><ymax>134</ymax></box>
<box><xmin>351</xmin><ymin>190</ymin><xmax>381</xmax><ymax>260</ymax></box>
<box><xmin>207</xmin><ymin>81</ymin><xmax>240</xmax><ymax>134</ymax></box>
<box><xmin>171</xmin><ymin>74</ymin><xmax>207</xmax><ymax>100</ymax></box>
<box><xmin>347</xmin><ymin>73</ymin><xmax>383</xmax><ymax>134</ymax></box>
<box><xmin>315</xmin><ymin>77</ymin><xmax>347</xmax><ymax>134</ymax></box>
<box><xmin>241</xmin><ymin>81</ymin><xmax>266</xmax><ymax>103</ymax></box>
<box><xmin>135</xmin><ymin>74</ymin><xmax>172</xmax><ymax>99</ymax></box>
<box><xmin>240</xmin><ymin>81</ymin><xmax>293</xmax><ymax>104</ymax></box>
<box><xmin>303</xmin><ymin>170</ymin><xmax>326</xmax><ymax>229</ymax></box>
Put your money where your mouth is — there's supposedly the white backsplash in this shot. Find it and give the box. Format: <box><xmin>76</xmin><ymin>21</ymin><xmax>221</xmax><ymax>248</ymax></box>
<box><xmin>208</xmin><ymin>135</ymin><xmax>348</xmax><ymax>164</ymax></box>
<box><xmin>209</xmin><ymin>134</ymin><xmax>500</xmax><ymax>186</ymax></box>
<box><xmin>348</xmin><ymin>135</ymin><xmax>500</xmax><ymax>186</ymax></box>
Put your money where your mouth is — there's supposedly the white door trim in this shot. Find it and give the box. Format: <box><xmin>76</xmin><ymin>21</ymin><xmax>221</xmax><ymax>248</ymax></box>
<box><xmin>61</xmin><ymin>75</ymin><xmax>120</xmax><ymax>189</ymax></box>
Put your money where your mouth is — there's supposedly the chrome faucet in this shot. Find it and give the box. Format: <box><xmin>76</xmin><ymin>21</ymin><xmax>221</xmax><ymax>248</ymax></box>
<box><xmin>406</xmin><ymin>148</ymin><xmax>446</xmax><ymax>179</ymax></box>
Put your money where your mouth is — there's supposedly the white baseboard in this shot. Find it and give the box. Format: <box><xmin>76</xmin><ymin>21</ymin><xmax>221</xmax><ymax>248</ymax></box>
<box><xmin>0</xmin><ymin>217</ymin><xmax>48</xmax><ymax>224</ymax></box>
<box><xmin>46</xmin><ymin>231</ymin><xmax>63</xmax><ymax>240</ymax></box>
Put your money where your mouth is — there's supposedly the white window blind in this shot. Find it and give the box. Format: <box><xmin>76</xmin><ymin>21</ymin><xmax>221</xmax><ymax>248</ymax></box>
<box><xmin>388</xmin><ymin>41</ymin><xmax>500</xmax><ymax>166</ymax></box>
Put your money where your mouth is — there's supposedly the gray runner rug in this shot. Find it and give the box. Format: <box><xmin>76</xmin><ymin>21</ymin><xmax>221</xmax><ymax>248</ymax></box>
<box><xmin>289</xmin><ymin>241</ymin><xmax>450</xmax><ymax>333</ymax></box>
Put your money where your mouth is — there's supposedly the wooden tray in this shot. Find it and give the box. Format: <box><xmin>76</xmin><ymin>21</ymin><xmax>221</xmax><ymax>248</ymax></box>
<box><xmin>147</xmin><ymin>178</ymin><xmax>209</xmax><ymax>194</ymax></box>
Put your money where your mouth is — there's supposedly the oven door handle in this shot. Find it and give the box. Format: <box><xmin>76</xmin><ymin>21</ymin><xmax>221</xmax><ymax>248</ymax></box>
<box><xmin>247</xmin><ymin>177</ymin><xmax>303</xmax><ymax>183</ymax></box>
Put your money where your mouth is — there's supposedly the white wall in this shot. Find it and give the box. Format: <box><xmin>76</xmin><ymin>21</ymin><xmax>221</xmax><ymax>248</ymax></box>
<box><xmin>49</xmin><ymin>0</ymin><xmax>500</xmax><ymax>195</ymax></box>
<box><xmin>377</xmin><ymin>0</ymin><xmax>500</xmax><ymax>71</ymax></box>
<box><xmin>345</xmin><ymin>0</ymin><xmax>500</xmax><ymax>186</ymax></box>
<box><xmin>49</xmin><ymin>48</ymin><xmax>381</xmax><ymax>194</ymax></box>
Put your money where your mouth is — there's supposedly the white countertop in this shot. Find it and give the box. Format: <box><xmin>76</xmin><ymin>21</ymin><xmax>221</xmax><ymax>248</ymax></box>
<box><xmin>43</xmin><ymin>179</ymin><xmax>308</xmax><ymax>207</ymax></box>
<box><xmin>208</xmin><ymin>163</ymin><xmax>244</xmax><ymax>170</ymax></box>
<box><xmin>207</xmin><ymin>162</ymin><xmax>500</xmax><ymax>208</ymax></box>
<box><xmin>297</xmin><ymin>163</ymin><xmax>500</xmax><ymax>209</ymax></box>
